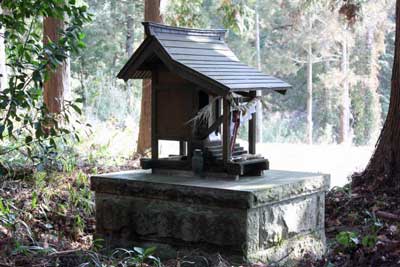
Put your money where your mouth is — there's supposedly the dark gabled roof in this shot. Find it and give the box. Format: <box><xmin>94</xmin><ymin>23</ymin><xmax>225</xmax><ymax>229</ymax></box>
<box><xmin>117</xmin><ymin>22</ymin><xmax>291</xmax><ymax>95</ymax></box>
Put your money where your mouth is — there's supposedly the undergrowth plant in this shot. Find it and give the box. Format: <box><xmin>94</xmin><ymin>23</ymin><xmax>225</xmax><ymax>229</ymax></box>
<box><xmin>336</xmin><ymin>210</ymin><xmax>383</xmax><ymax>251</ymax></box>
<box><xmin>0</xmin><ymin>0</ymin><xmax>91</xmax><ymax>166</ymax></box>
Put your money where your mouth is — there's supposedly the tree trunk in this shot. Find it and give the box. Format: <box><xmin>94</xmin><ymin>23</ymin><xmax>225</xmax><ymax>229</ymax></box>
<box><xmin>366</xmin><ymin>24</ymin><xmax>383</xmax><ymax>143</ymax></box>
<box><xmin>125</xmin><ymin>11</ymin><xmax>134</xmax><ymax>57</ymax></box>
<box><xmin>339</xmin><ymin>34</ymin><xmax>351</xmax><ymax>144</ymax></box>
<box><xmin>125</xmin><ymin>5</ymin><xmax>135</xmax><ymax>113</ymax></box>
<box><xmin>0</xmin><ymin>7</ymin><xmax>7</xmax><ymax>91</ymax></box>
<box><xmin>353</xmin><ymin>0</ymin><xmax>400</xmax><ymax>190</ymax></box>
<box><xmin>43</xmin><ymin>17</ymin><xmax>68</xmax><ymax>113</ymax></box>
<box><xmin>136</xmin><ymin>0</ymin><xmax>163</xmax><ymax>155</ymax></box>
<box><xmin>306</xmin><ymin>42</ymin><xmax>313</xmax><ymax>145</ymax></box>
<box><xmin>255</xmin><ymin>1</ymin><xmax>263</xmax><ymax>143</ymax></box>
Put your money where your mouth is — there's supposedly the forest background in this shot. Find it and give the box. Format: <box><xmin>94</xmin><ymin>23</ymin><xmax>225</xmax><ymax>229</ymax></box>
<box><xmin>0</xmin><ymin>0</ymin><xmax>396</xmax><ymax>183</ymax></box>
<box><xmin>75</xmin><ymin>0</ymin><xmax>395</xmax><ymax>146</ymax></box>
<box><xmin>0</xmin><ymin>1</ymin><xmax>399</xmax><ymax>266</ymax></box>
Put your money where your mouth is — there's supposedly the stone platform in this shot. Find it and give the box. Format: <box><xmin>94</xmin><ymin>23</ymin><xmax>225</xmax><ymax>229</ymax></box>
<box><xmin>91</xmin><ymin>170</ymin><xmax>330</xmax><ymax>264</ymax></box>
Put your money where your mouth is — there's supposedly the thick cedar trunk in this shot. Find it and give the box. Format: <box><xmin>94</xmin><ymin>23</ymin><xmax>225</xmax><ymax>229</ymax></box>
<box><xmin>353</xmin><ymin>0</ymin><xmax>400</xmax><ymax>189</ymax></box>
<box><xmin>136</xmin><ymin>0</ymin><xmax>163</xmax><ymax>155</ymax></box>
<box><xmin>43</xmin><ymin>17</ymin><xmax>68</xmax><ymax>113</ymax></box>
<box><xmin>339</xmin><ymin>35</ymin><xmax>351</xmax><ymax>144</ymax></box>
<box><xmin>0</xmin><ymin>7</ymin><xmax>6</xmax><ymax>91</ymax></box>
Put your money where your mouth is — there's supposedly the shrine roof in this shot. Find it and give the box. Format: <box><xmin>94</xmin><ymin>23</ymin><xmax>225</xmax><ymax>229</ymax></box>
<box><xmin>117</xmin><ymin>22</ymin><xmax>291</xmax><ymax>95</ymax></box>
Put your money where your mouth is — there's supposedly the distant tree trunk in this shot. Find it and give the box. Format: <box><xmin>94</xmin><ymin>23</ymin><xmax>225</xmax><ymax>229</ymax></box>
<box><xmin>137</xmin><ymin>0</ymin><xmax>163</xmax><ymax>155</ymax></box>
<box><xmin>0</xmin><ymin>7</ymin><xmax>7</xmax><ymax>91</ymax></box>
<box><xmin>353</xmin><ymin>0</ymin><xmax>400</xmax><ymax>190</ymax></box>
<box><xmin>43</xmin><ymin>17</ymin><xmax>68</xmax><ymax>113</ymax></box>
<box><xmin>125</xmin><ymin>5</ymin><xmax>135</xmax><ymax>113</ymax></box>
<box><xmin>338</xmin><ymin>34</ymin><xmax>351</xmax><ymax>144</ymax></box>
<box><xmin>306</xmin><ymin>42</ymin><xmax>313</xmax><ymax>145</ymax></box>
<box><xmin>125</xmin><ymin>11</ymin><xmax>134</xmax><ymax>56</ymax></box>
<box><xmin>366</xmin><ymin>25</ymin><xmax>383</xmax><ymax>143</ymax></box>
<box><xmin>255</xmin><ymin>1</ymin><xmax>263</xmax><ymax>143</ymax></box>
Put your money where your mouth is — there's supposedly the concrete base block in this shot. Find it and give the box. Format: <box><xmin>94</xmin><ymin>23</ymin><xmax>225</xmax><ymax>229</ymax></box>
<box><xmin>91</xmin><ymin>170</ymin><xmax>330</xmax><ymax>264</ymax></box>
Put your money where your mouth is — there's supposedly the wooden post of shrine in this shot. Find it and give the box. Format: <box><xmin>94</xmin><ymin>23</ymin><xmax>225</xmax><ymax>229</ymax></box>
<box><xmin>249</xmin><ymin>91</ymin><xmax>257</xmax><ymax>154</ymax></box>
<box><xmin>223</xmin><ymin>97</ymin><xmax>231</xmax><ymax>163</ymax></box>
<box><xmin>151</xmin><ymin>71</ymin><xmax>158</xmax><ymax>159</ymax></box>
<box><xmin>179</xmin><ymin>141</ymin><xmax>187</xmax><ymax>156</ymax></box>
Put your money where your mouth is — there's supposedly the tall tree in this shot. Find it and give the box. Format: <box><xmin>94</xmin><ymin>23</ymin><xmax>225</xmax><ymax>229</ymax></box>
<box><xmin>125</xmin><ymin>4</ymin><xmax>135</xmax><ymax>57</ymax></box>
<box><xmin>362</xmin><ymin>0</ymin><xmax>391</xmax><ymax>143</ymax></box>
<box><xmin>0</xmin><ymin>6</ymin><xmax>6</xmax><ymax>91</ymax></box>
<box><xmin>137</xmin><ymin>0</ymin><xmax>164</xmax><ymax>155</ymax></box>
<box><xmin>353</xmin><ymin>0</ymin><xmax>400</xmax><ymax>190</ymax></box>
<box><xmin>285</xmin><ymin>6</ymin><xmax>335</xmax><ymax>144</ymax></box>
<box><xmin>338</xmin><ymin>30</ymin><xmax>352</xmax><ymax>144</ymax></box>
<box><xmin>306</xmin><ymin>17</ymin><xmax>313</xmax><ymax>144</ymax></box>
<box><xmin>43</xmin><ymin>17</ymin><xmax>69</xmax><ymax>113</ymax></box>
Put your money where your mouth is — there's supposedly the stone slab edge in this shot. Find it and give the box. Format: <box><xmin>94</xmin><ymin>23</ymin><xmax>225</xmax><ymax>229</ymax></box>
<box><xmin>91</xmin><ymin>170</ymin><xmax>330</xmax><ymax>209</ymax></box>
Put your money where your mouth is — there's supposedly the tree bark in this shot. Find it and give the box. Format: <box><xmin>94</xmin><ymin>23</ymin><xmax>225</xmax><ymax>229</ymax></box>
<box><xmin>338</xmin><ymin>34</ymin><xmax>351</xmax><ymax>144</ymax></box>
<box><xmin>125</xmin><ymin>4</ymin><xmax>135</xmax><ymax>113</ymax></box>
<box><xmin>306</xmin><ymin>42</ymin><xmax>313</xmax><ymax>145</ymax></box>
<box><xmin>0</xmin><ymin>7</ymin><xmax>7</xmax><ymax>91</ymax></box>
<box><xmin>353</xmin><ymin>0</ymin><xmax>400</xmax><ymax>190</ymax></box>
<box><xmin>43</xmin><ymin>17</ymin><xmax>68</xmax><ymax>113</ymax></box>
<box><xmin>136</xmin><ymin>0</ymin><xmax>163</xmax><ymax>155</ymax></box>
<box><xmin>125</xmin><ymin>11</ymin><xmax>134</xmax><ymax>57</ymax></box>
<box><xmin>366</xmin><ymin>24</ymin><xmax>383</xmax><ymax>143</ymax></box>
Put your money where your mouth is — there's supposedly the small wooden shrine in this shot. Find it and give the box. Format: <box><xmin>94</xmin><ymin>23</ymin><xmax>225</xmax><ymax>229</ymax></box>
<box><xmin>118</xmin><ymin>22</ymin><xmax>291</xmax><ymax>178</ymax></box>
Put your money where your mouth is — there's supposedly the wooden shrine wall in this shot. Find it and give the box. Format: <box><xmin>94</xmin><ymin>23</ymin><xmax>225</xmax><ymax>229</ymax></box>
<box><xmin>154</xmin><ymin>69</ymin><xmax>197</xmax><ymax>140</ymax></box>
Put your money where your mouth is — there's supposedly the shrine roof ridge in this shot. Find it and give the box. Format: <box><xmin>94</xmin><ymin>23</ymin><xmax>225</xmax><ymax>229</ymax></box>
<box><xmin>118</xmin><ymin>22</ymin><xmax>291</xmax><ymax>94</ymax></box>
<box><xmin>143</xmin><ymin>22</ymin><xmax>227</xmax><ymax>40</ymax></box>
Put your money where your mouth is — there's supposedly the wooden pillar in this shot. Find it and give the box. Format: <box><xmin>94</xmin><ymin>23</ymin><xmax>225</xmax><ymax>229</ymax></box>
<box><xmin>216</xmin><ymin>98</ymin><xmax>221</xmax><ymax>135</ymax></box>
<box><xmin>151</xmin><ymin>71</ymin><xmax>158</xmax><ymax>159</ymax></box>
<box><xmin>179</xmin><ymin>141</ymin><xmax>187</xmax><ymax>156</ymax></box>
<box><xmin>223</xmin><ymin>98</ymin><xmax>231</xmax><ymax>163</ymax></box>
<box><xmin>249</xmin><ymin>91</ymin><xmax>257</xmax><ymax>154</ymax></box>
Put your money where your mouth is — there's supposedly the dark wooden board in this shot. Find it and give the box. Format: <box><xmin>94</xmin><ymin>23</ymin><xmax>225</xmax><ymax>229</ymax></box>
<box><xmin>140</xmin><ymin>158</ymin><xmax>191</xmax><ymax>170</ymax></box>
<box><xmin>223</xmin><ymin>98</ymin><xmax>231</xmax><ymax>163</ymax></box>
<box><xmin>156</xmin><ymin>70</ymin><xmax>196</xmax><ymax>139</ymax></box>
<box><xmin>248</xmin><ymin>91</ymin><xmax>256</xmax><ymax>154</ymax></box>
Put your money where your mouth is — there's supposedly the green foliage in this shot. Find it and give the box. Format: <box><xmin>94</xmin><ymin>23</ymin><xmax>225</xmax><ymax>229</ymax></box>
<box><xmin>0</xmin><ymin>196</ymin><xmax>16</xmax><ymax>227</ymax></box>
<box><xmin>70</xmin><ymin>0</ymin><xmax>143</xmax><ymax>127</ymax></box>
<box><xmin>336</xmin><ymin>230</ymin><xmax>379</xmax><ymax>250</ymax></box>
<box><xmin>66</xmin><ymin>0</ymin><xmax>395</xmax><ymax>146</ymax></box>
<box><xmin>111</xmin><ymin>247</ymin><xmax>161</xmax><ymax>267</ymax></box>
<box><xmin>336</xmin><ymin>231</ymin><xmax>359</xmax><ymax>249</ymax></box>
<box><xmin>218</xmin><ymin>0</ymin><xmax>255</xmax><ymax>38</ymax></box>
<box><xmin>68</xmin><ymin>176</ymin><xmax>93</xmax><ymax>216</ymax></box>
<box><xmin>336</xmin><ymin>210</ymin><xmax>382</xmax><ymax>251</ymax></box>
<box><xmin>0</xmin><ymin>0</ymin><xmax>91</xmax><ymax>162</ymax></box>
<box><xmin>164</xmin><ymin>0</ymin><xmax>207</xmax><ymax>28</ymax></box>
<box><xmin>361</xmin><ymin>234</ymin><xmax>377</xmax><ymax>248</ymax></box>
